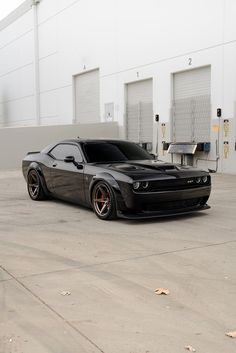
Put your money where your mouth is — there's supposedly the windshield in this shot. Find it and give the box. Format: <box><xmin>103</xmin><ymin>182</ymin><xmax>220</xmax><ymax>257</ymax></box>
<box><xmin>81</xmin><ymin>141</ymin><xmax>153</xmax><ymax>163</ymax></box>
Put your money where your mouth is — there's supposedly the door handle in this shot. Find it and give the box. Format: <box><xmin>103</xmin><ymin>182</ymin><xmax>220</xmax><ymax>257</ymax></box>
<box><xmin>52</xmin><ymin>163</ymin><xmax>57</xmax><ymax>167</ymax></box>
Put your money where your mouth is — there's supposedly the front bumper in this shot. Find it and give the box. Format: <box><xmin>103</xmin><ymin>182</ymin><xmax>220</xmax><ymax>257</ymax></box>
<box><xmin>117</xmin><ymin>204</ymin><xmax>210</xmax><ymax>219</ymax></box>
<box><xmin>116</xmin><ymin>184</ymin><xmax>211</xmax><ymax>219</ymax></box>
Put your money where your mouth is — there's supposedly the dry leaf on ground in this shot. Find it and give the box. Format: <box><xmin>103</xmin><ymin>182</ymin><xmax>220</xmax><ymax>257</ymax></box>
<box><xmin>185</xmin><ymin>345</ymin><xmax>196</xmax><ymax>352</ymax></box>
<box><xmin>225</xmin><ymin>331</ymin><xmax>236</xmax><ymax>338</ymax></box>
<box><xmin>60</xmin><ymin>291</ymin><xmax>71</xmax><ymax>296</ymax></box>
<box><xmin>155</xmin><ymin>288</ymin><xmax>170</xmax><ymax>295</ymax></box>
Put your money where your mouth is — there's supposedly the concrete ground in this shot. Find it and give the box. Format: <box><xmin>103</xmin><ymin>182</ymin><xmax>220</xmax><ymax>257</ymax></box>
<box><xmin>0</xmin><ymin>171</ymin><xmax>235</xmax><ymax>353</ymax></box>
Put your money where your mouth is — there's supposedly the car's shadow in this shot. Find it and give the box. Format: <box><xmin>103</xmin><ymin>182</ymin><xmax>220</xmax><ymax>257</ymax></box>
<box><xmin>46</xmin><ymin>197</ymin><xmax>209</xmax><ymax>225</ymax></box>
<box><xmin>118</xmin><ymin>211</ymin><xmax>209</xmax><ymax>225</ymax></box>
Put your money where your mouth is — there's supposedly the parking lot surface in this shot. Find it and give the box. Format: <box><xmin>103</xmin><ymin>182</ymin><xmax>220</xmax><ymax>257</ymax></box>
<box><xmin>0</xmin><ymin>171</ymin><xmax>236</xmax><ymax>353</ymax></box>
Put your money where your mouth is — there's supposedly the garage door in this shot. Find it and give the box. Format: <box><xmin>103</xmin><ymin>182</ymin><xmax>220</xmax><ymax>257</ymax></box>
<box><xmin>74</xmin><ymin>69</ymin><xmax>100</xmax><ymax>123</ymax></box>
<box><xmin>126</xmin><ymin>79</ymin><xmax>153</xmax><ymax>143</ymax></box>
<box><xmin>172</xmin><ymin>66</ymin><xmax>211</xmax><ymax>143</ymax></box>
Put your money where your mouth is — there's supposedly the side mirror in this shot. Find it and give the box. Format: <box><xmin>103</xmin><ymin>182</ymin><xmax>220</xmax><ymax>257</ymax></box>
<box><xmin>64</xmin><ymin>156</ymin><xmax>75</xmax><ymax>163</ymax></box>
<box><xmin>64</xmin><ymin>155</ymin><xmax>83</xmax><ymax>170</ymax></box>
<box><xmin>149</xmin><ymin>153</ymin><xmax>156</xmax><ymax>160</ymax></box>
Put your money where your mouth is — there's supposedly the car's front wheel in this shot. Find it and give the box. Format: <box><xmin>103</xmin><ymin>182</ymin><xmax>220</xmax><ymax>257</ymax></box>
<box><xmin>92</xmin><ymin>181</ymin><xmax>117</xmax><ymax>220</ymax></box>
<box><xmin>27</xmin><ymin>169</ymin><xmax>46</xmax><ymax>201</ymax></box>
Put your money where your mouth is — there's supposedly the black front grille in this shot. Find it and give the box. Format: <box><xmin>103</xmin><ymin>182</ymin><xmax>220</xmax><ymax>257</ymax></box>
<box><xmin>148</xmin><ymin>177</ymin><xmax>210</xmax><ymax>192</ymax></box>
<box><xmin>143</xmin><ymin>198</ymin><xmax>201</xmax><ymax>212</ymax></box>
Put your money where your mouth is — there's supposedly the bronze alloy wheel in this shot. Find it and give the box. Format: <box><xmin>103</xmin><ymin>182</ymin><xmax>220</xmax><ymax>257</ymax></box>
<box><xmin>27</xmin><ymin>170</ymin><xmax>46</xmax><ymax>200</ymax></box>
<box><xmin>92</xmin><ymin>182</ymin><xmax>117</xmax><ymax>220</ymax></box>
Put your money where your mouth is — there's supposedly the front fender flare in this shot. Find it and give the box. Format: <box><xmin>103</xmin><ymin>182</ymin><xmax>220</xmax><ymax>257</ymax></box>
<box><xmin>89</xmin><ymin>173</ymin><xmax>121</xmax><ymax>204</ymax></box>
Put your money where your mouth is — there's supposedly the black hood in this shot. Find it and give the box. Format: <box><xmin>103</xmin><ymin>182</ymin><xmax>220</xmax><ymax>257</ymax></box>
<box><xmin>93</xmin><ymin>160</ymin><xmax>207</xmax><ymax>180</ymax></box>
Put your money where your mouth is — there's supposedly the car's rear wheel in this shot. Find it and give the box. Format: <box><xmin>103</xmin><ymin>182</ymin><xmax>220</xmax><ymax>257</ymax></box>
<box><xmin>27</xmin><ymin>169</ymin><xmax>46</xmax><ymax>201</ymax></box>
<box><xmin>92</xmin><ymin>181</ymin><xmax>117</xmax><ymax>220</ymax></box>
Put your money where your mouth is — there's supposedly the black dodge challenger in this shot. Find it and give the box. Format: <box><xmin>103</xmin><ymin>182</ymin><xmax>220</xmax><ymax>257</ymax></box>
<box><xmin>22</xmin><ymin>139</ymin><xmax>211</xmax><ymax>220</ymax></box>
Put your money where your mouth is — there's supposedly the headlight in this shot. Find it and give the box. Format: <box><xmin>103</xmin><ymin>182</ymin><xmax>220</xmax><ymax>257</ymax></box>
<box><xmin>202</xmin><ymin>176</ymin><xmax>208</xmax><ymax>183</ymax></box>
<box><xmin>133</xmin><ymin>181</ymin><xmax>149</xmax><ymax>190</ymax></box>
<box><xmin>196</xmin><ymin>177</ymin><xmax>201</xmax><ymax>184</ymax></box>
<box><xmin>133</xmin><ymin>181</ymin><xmax>141</xmax><ymax>190</ymax></box>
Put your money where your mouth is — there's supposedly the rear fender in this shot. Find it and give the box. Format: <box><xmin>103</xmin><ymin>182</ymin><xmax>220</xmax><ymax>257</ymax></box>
<box><xmin>27</xmin><ymin>162</ymin><xmax>49</xmax><ymax>196</ymax></box>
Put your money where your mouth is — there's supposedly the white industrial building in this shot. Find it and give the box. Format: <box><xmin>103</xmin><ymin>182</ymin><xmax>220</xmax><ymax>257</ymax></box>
<box><xmin>0</xmin><ymin>0</ymin><xmax>236</xmax><ymax>173</ymax></box>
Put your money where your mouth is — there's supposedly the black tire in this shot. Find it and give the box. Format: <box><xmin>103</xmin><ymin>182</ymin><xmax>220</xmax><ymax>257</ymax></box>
<box><xmin>27</xmin><ymin>169</ymin><xmax>46</xmax><ymax>201</ymax></box>
<box><xmin>92</xmin><ymin>181</ymin><xmax>117</xmax><ymax>220</ymax></box>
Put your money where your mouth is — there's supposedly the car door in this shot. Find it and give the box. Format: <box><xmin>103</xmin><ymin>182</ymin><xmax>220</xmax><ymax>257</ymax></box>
<box><xmin>49</xmin><ymin>143</ymin><xmax>85</xmax><ymax>204</ymax></box>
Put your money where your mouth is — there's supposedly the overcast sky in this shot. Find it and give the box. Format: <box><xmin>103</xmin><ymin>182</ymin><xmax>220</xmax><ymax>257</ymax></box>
<box><xmin>0</xmin><ymin>0</ymin><xmax>24</xmax><ymax>21</ymax></box>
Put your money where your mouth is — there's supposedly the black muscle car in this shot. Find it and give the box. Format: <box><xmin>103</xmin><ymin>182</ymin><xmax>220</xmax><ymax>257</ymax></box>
<box><xmin>22</xmin><ymin>139</ymin><xmax>211</xmax><ymax>220</ymax></box>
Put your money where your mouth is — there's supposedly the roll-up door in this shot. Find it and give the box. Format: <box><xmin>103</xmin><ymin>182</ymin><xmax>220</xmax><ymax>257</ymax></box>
<box><xmin>126</xmin><ymin>79</ymin><xmax>153</xmax><ymax>143</ymax></box>
<box><xmin>74</xmin><ymin>69</ymin><xmax>100</xmax><ymax>123</ymax></box>
<box><xmin>172</xmin><ymin>66</ymin><xmax>211</xmax><ymax>143</ymax></box>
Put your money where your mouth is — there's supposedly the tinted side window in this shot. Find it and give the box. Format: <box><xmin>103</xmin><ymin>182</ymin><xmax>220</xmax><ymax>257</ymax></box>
<box><xmin>50</xmin><ymin>144</ymin><xmax>83</xmax><ymax>162</ymax></box>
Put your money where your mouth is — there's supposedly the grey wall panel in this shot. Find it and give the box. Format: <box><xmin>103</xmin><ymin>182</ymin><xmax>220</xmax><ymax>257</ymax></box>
<box><xmin>172</xmin><ymin>66</ymin><xmax>211</xmax><ymax>143</ymax></box>
<box><xmin>173</xmin><ymin>66</ymin><xmax>211</xmax><ymax>99</ymax></box>
<box><xmin>126</xmin><ymin>79</ymin><xmax>153</xmax><ymax>143</ymax></box>
<box><xmin>127</xmin><ymin>79</ymin><xmax>153</xmax><ymax>104</ymax></box>
<box><xmin>0</xmin><ymin>122</ymin><xmax>119</xmax><ymax>170</ymax></box>
<box><xmin>74</xmin><ymin>69</ymin><xmax>100</xmax><ymax>124</ymax></box>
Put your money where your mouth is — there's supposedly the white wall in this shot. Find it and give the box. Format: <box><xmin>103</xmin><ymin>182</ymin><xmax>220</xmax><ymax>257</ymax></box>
<box><xmin>0</xmin><ymin>0</ymin><xmax>236</xmax><ymax>173</ymax></box>
<box><xmin>0</xmin><ymin>8</ymin><xmax>34</xmax><ymax>126</ymax></box>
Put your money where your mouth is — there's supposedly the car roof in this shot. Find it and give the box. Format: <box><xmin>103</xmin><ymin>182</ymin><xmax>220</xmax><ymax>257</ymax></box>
<box><xmin>58</xmin><ymin>138</ymin><xmax>131</xmax><ymax>144</ymax></box>
<box><xmin>41</xmin><ymin>138</ymin><xmax>131</xmax><ymax>154</ymax></box>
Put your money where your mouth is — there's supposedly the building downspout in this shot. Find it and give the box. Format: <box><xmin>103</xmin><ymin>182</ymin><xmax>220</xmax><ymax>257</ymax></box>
<box><xmin>32</xmin><ymin>0</ymin><xmax>40</xmax><ymax>125</ymax></box>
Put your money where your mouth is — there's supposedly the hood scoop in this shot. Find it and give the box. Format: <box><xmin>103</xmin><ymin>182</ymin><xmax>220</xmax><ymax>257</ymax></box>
<box><xmin>154</xmin><ymin>165</ymin><xmax>178</xmax><ymax>171</ymax></box>
<box><xmin>108</xmin><ymin>162</ymin><xmax>178</xmax><ymax>173</ymax></box>
<box><xmin>129</xmin><ymin>162</ymin><xmax>178</xmax><ymax>172</ymax></box>
<box><xmin>112</xmin><ymin>164</ymin><xmax>145</xmax><ymax>171</ymax></box>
